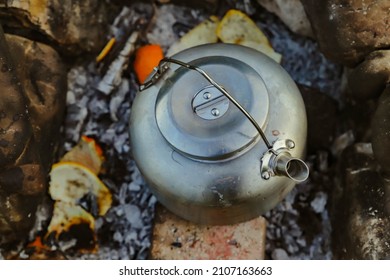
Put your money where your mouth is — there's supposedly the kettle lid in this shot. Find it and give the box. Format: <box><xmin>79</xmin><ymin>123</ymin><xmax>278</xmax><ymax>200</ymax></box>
<box><xmin>155</xmin><ymin>56</ymin><xmax>269</xmax><ymax>161</ymax></box>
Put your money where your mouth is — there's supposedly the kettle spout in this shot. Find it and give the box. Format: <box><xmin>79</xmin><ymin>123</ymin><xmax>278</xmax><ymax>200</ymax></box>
<box><xmin>274</xmin><ymin>152</ymin><xmax>309</xmax><ymax>183</ymax></box>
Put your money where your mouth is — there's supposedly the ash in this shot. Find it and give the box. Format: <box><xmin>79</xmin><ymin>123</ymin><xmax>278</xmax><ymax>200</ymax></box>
<box><xmin>265</xmin><ymin>174</ymin><xmax>333</xmax><ymax>260</ymax></box>
<box><xmin>61</xmin><ymin>1</ymin><xmax>341</xmax><ymax>260</ymax></box>
<box><xmin>64</xmin><ymin>62</ymin><xmax>157</xmax><ymax>260</ymax></box>
<box><xmin>255</xmin><ymin>13</ymin><xmax>343</xmax><ymax>100</ymax></box>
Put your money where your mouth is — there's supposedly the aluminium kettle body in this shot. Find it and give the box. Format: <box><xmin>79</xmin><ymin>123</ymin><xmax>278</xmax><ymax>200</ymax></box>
<box><xmin>129</xmin><ymin>44</ymin><xmax>308</xmax><ymax>225</ymax></box>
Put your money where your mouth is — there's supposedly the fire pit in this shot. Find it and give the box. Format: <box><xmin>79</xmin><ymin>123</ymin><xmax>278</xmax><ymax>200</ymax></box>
<box><xmin>2</xmin><ymin>0</ymin><xmax>388</xmax><ymax>260</ymax></box>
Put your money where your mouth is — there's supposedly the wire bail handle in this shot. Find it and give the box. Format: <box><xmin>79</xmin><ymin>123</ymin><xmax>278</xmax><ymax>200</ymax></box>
<box><xmin>140</xmin><ymin>57</ymin><xmax>273</xmax><ymax>150</ymax></box>
<box><xmin>139</xmin><ymin>57</ymin><xmax>309</xmax><ymax>183</ymax></box>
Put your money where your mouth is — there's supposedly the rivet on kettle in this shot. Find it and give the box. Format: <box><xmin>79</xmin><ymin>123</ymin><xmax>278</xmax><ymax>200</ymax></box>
<box><xmin>262</xmin><ymin>171</ymin><xmax>271</xmax><ymax>180</ymax></box>
<box><xmin>286</xmin><ymin>139</ymin><xmax>295</xmax><ymax>149</ymax></box>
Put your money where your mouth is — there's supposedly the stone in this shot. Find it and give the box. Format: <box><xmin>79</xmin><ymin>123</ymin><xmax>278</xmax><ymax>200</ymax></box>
<box><xmin>150</xmin><ymin>204</ymin><xmax>267</xmax><ymax>260</ymax></box>
<box><xmin>301</xmin><ymin>0</ymin><xmax>390</xmax><ymax>66</ymax></box>
<box><xmin>371</xmin><ymin>86</ymin><xmax>390</xmax><ymax>176</ymax></box>
<box><xmin>0</xmin><ymin>32</ymin><xmax>66</xmax><ymax>246</ymax></box>
<box><xmin>299</xmin><ymin>85</ymin><xmax>338</xmax><ymax>153</ymax></box>
<box><xmin>8</xmin><ymin>34</ymin><xmax>67</xmax><ymax>171</ymax></box>
<box><xmin>0</xmin><ymin>0</ymin><xmax>110</xmax><ymax>55</ymax></box>
<box><xmin>348</xmin><ymin>50</ymin><xmax>390</xmax><ymax>100</ymax></box>
<box><xmin>256</xmin><ymin>0</ymin><xmax>313</xmax><ymax>37</ymax></box>
<box><xmin>332</xmin><ymin>144</ymin><xmax>390</xmax><ymax>259</ymax></box>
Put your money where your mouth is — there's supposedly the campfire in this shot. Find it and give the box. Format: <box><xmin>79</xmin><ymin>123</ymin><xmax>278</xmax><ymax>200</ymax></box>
<box><xmin>0</xmin><ymin>0</ymin><xmax>389</xmax><ymax>260</ymax></box>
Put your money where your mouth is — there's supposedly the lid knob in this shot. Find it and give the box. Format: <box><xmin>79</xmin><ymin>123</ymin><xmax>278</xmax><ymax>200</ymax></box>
<box><xmin>192</xmin><ymin>85</ymin><xmax>230</xmax><ymax>120</ymax></box>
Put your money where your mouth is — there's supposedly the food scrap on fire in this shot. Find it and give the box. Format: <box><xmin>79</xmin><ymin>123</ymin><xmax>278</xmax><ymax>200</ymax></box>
<box><xmin>167</xmin><ymin>9</ymin><xmax>281</xmax><ymax>63</ymax></box>
<box><xmin>31</xmin><ymin>136</ymin><xmax>112</xmax><ymax>254</ymax></box>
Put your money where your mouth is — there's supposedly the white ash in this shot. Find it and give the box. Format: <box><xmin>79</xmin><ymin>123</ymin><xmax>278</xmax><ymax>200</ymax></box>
<box><xmin>355</xmin><ymin>142</ymin><xmax>373</xmax><ymax>155</ymax></box>
<box><xmin>129</xmin><ymin>182</ymin><xmax>141</xmax><ymax>192</ymax></box>
<box><xmin>311</xmin><ymin>192</ymin><xmax>328</xmax><ymax>214</ymax></box>
<box><xmin>113</xmin><ymin>231</ymin><xmax>124</xmax><ymax>243</ymax></box>
<box><xmin>124</xmin><ymin>204</ymin><xmax>143</xmax><ymax>229</ymax></box>
<box><xmin>147</xmin><ymin>4</ymin><xmax>208</xmax><ymax>52</ymax></box>
<box><xmin>256</xmin><ymin>12</ymin><xmax>343</xmax><ymax>100</ymax></box>
<box><xmin>231</xmin><ymin>0</ymin><xmax>257</xmax><ymax>16</ymax></box>
<box><xmin>109</xmin><ymin>79</ymin><xmax>129</xmax><ymax>121</ymax></box>
<box><xmin>96</xmin><ymin>32</ymin><xmax>139</xmax><ymax>95</ymax></box>
<box><xmin>331</xmin><ymin>130</ymin><xmax>355</xmax><ymax>157</ymax></box>
<box><xmin>265</xmin><ymin>175</ymin><xmax>332</xmax><ymax>259</ymax></box>
<box><xmin>27</xmin><ymin>196</ymin><xmax>53</xmax><ymax>242</ymax></box>
<box><xmin>146</xmin><ymin>5</ymin><xmax>178</xmax><ymax>49</ymax></box>
<box><xmin>316</xmin><ymin>151</ymin><xmax>329</xmax><ymax>173</ymax></box>
<box><xmin>58</xmin><ymin>239</ymin><xmax>78</xmax><ymax>252</ymax></box>
<box><xmin>272</xmin><ymin>248</ymin><xmax>289</xmax><ymax>260</ymax></box>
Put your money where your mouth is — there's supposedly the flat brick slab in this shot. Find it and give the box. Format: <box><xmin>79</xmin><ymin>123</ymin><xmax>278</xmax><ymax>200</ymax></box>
<box><xmin>150</xmin><ymin>204</ymin><xmax>267</xmax><ymax>260</ymax></box>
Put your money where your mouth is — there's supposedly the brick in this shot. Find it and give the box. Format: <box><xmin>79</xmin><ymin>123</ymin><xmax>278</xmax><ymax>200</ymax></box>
<box><xmin>150</xmin><ymin>204</ymin><xmax>267</xmax><ymax>260</ymax></box>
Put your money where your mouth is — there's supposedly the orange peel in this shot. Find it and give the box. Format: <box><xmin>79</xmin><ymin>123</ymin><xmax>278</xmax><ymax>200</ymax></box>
<box><xmin>61</xmin><ymin>135</ymin><xmax>104</xmax><ymax>175</ymax></box>
<box><xmin>133</xmin><ymin>44</ymin><xmax>164</xmax><ymax>84</ymax></box>
<box><xmin>49</xmin><ymin>162</ymin><xmax>112</xmax><ymax>216</ymax></box>
<box><xmin>167</xmin><ymin>16</ymin><xmax>220</xmax><ymax>56</ymax></box>
<box><xmin>217</xmin><ymin>9</ymin><xmax>281</xmax><ymax>63</ymax></box>
<box><xmin>217</xmin><ymin>9</ymin><xmax>271</xmax><ymax>46</ymax></box>
<box><xmin>46</xmin><ymin>201</ymin><xmax>97</xmax><ymax>252</ymax></box>
<box><xmin>96</xmin><ymin>37</ymin><xmax>116</xmax><ymax>63</ymax></box>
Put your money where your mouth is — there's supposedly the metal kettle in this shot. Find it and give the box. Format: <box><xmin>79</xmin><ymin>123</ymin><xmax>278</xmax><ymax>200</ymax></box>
<box><xmin>129</xmin><ymin>44</ymin><xmax>309</xmax><ymax>225</ymax></box>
